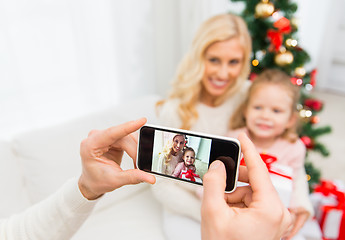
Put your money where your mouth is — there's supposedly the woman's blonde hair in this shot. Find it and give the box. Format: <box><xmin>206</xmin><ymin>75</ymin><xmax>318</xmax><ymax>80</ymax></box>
<box><xmin>230</xmin><ymin>69</ymin><xmax>301</xmax><ymax>142</ymax></box>
<box><xmin>157</xmin><ymin>13</ymin><xmax>252</xmax><ymax>130</ymax></box>
<box><xmin>159</xmin><ymin>134</ymin><xmax>185</xmax><ymax>165</ymax></box>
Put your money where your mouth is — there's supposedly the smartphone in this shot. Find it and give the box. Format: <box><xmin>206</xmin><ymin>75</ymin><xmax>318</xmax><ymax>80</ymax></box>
<box><xmin>137</xmin><ymin>124</ymin><xmax>241</xmax><ymax>192</ymax></box>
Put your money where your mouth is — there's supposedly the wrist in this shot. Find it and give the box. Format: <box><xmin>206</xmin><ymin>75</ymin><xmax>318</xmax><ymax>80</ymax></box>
<box><xmin>78</xmin><ymin>176</ymin><xmax>103</xmax><ymax>200</ymax></box>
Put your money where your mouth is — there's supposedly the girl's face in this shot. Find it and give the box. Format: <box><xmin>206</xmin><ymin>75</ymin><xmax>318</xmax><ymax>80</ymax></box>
<box><xmin>245</xmin><ymin>84</ymin><xmax>295</xmax><ymax>144</ymax></box>
<box><xmin>172</xmin><ymin>135</ymin><xmax>185</xmax><ymax>154</ymax></box>
<box><xmin>201</xmin><ymin>38</ymin><xmax>244</xmax><ymax>106</ymax></box>
<box><xmin>183</xmin><ymin>150</ymin><xmax>195</xmax><ymax>166</ymax></box>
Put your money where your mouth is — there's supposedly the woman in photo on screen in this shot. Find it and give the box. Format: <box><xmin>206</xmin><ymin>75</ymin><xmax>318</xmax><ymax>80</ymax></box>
<box><xmin>156</xmin><ymin>134</ymin><xmax>186</xmax><ymax>175</ymax></box>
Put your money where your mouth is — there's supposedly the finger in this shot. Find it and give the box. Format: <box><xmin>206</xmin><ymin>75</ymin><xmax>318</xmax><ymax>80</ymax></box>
<box><xmin>128</xmin><ymin>132</ymin><xmax>139</xmax><ymax>166</ymax></box>
<box><xmin>238</xmin><ymin>132</ymin><xmax>274</xmax><ymax>194</ymax></box>
<box><xmin>125</xmin><ymin>135</ymin><xmax>139</xmax><ymax>169</ymax></box>
<box><xmin>286</xmin><ymin>213</ymin><xmax>309</xmax><ymax>239</ymax></box>
<box><xmin>119</xmin><ymin>169</ymin><xmax>156</xmax><ymax>186</ymax></box>
<box><xmin>228</xmin><ymin>202</ymin><xmax>247</xmax><ymax>208</ymax></box>
<box><xmin>93</xmin><ymin>118</ymin><xmax>147</xmax><ymax>148</ymax></box>
<box><xmin>224</xmin><ymin>185</ymin><xmax>252</xmax><ymax>207</ymax></box>
<box><xmin>238</xmin><ymin>165</ymin><xmax>249</xmax><ymax>183</ymax></box>
<box><xmin>202</xmin><ymin>161</ymin><xmax>227</xmax><ymax>207</ymax></box>
<box><xmin>130</xmin><ymin>131</ymin><xmax>139</xmax><ymax>145</ymax></box>
<box><xmin>117</xmin><ymin>133</ymin><xmax>138</xmax><ymax>160</ymax></box>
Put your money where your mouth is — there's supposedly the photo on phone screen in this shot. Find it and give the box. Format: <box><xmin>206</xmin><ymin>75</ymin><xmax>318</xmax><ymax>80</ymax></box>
<box><xmin>151</xmin><ymin>130</ymin><xmax>211</xmax><ymax>183</ymax></box>
<box><xmin>137</xmin><ymin>125</ymin><xmax>241</xmax><ymax>192</ymax></box>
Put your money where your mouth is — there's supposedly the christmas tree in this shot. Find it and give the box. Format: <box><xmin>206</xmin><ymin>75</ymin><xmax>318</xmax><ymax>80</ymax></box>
<box><xmin>230</xmin><ymin>0</ymin><xmax>332</xmax><ymax>189</ymax></box>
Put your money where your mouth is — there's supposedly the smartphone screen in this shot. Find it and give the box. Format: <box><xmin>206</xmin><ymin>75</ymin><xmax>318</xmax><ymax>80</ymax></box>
<box><xmin>137</xmin><ymin>125</ymin><xmax>240</xmax><ymax>192</ymax></box>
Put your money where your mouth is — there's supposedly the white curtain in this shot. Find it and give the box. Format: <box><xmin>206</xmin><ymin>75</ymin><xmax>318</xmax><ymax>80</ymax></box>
<box><xmin>0</xmin><ymin>0</ymin><xmax>155</xmax><ymax>138</ymax></box>
<box><xmin>0</xmin><ymin>0</ymin><xmax>232</xmax><ymax>140</ymax></box>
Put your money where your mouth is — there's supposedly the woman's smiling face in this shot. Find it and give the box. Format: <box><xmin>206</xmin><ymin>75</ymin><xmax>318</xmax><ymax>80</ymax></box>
<box><xmin>201</xmin><ymin>37</ymin><xmax>244</xmax><ymax>106</ymax></box>
<box><xmin>172</xmin><ymin>135</ymin><xmax>185</xmax><ymax>154</ymax></box>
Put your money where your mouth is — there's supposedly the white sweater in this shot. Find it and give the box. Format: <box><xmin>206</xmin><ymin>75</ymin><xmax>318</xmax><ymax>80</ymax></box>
<box><xmin>0</xmin><ymin>178</ymin><xmax>98</xmax><ymax>240</ymax></box>
<box><xmin>157</xmin><ymin>82</ymin><xmax>250</xmax><ymax>136</ymax></box>
<box><xmin>152</xmin><ymin>82</ymin><xmax>250</xmax><ymax>221</ymax></box>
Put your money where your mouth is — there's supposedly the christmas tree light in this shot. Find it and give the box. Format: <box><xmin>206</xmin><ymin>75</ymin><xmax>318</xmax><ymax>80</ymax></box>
<box><xmin>230</xmin><ymin>0</ymin><xmax>332</xmax><ymax>189</ymax></box>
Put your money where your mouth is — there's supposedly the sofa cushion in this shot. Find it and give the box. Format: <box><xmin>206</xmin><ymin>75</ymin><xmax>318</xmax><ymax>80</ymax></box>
<box><xmin>0</xmin><ymin>141</ymin><xmax>30</xmax><ymax>217</ymax></box>
<box><xmin>11</xmin><ymin>95</ymin><xmax>160</xmax><ymax>209</ymax></box>
<box><xmin>72</xmin><ymin>187</ymin><xmax>164</xmax><ymax>240</ymax></box>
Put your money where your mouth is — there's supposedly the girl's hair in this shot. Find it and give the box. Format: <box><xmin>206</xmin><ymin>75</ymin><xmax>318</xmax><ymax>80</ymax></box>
<box><xmin>157</xmin><ymin>13</ymin><xmax>252</xmax><ymax>130</ymax></box>
<box><xmin>182</xmin><ymin>147</ymin><xmax>195</xmax><ymax>157</ymax></box>
<box><xmin>160</xmin><ymin>134</ymin><xmax>185</xmax><ymax>165</ymax></box>
<box><xmin>230</xmin><ymin>69</ymin><xmax>300</xmax><ymax>142</ymax></box>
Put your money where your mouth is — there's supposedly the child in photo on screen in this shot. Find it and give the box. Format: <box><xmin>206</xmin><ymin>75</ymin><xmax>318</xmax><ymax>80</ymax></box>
<box><xmin>172</xmin><ymin>147</ymin><xmax>202</xmax><ymax>183</ymax></box>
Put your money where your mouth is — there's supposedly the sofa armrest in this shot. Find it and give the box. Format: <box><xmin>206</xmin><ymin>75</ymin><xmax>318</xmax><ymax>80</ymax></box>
<box><xmin>11</xmin><ymin>95</ymin><xmax>160</xmax><ymax>208</ymax></box>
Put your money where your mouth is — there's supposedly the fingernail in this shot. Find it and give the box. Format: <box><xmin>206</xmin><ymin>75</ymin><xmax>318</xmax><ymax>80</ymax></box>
<box><xmin>209</xmin><ymin>161</ymin><xmax>222</xmax><ymax>170</ymax></box>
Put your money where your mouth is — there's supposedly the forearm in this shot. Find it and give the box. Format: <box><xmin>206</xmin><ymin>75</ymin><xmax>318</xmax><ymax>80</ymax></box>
<box><xmin>291</xmin><ymin>168</ymin><xmax>314</xmax><ymax>217</ymax></box>
<box><xmin>0</xmin><ymin>178</ymin><xmax>99</xmax><ymax>240</ymax></box>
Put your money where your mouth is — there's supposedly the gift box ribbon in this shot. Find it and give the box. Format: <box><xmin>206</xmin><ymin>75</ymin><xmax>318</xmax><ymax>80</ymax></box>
<box><xmin>181</xmin><ymin>169</ymin><xmax>200</xmax><ymax>182</ymax></box>
<box><xmin>316</xmin><ymin>180</ymin><xmax>345</xmax><ymax>240</ymax></box>
<box><xmin>241</xmin><ymin>153</ymin><xmax>292</xmax><ymax>180</ymax></box>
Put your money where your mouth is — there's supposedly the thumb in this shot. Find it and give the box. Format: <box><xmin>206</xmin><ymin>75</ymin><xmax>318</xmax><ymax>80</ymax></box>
<box><xmin>202</xmin><ymin>160</ymin><xmax>227</xmax><ymax>206</ymax></box>
<box><xmin>120</xmin><ymin>169</ymin><xmax>156</xmax><ymax>186</ymax></box>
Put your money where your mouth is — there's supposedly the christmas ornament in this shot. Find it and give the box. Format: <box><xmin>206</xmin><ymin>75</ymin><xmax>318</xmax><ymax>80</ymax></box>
<box><xmin>291</xmin><ymin>77</ymin><xmax>303</xmax><ymax>86</ymax></box>
<box><xmin>299</xmin><ymin>109</ymin><xmax>312</xmax><ymax>119</ymax></box>
<box><xmin>267</xmin><ymin>17</ymin><xmax>292</xmax><ymax>51</ymax></box>
<box><xmin>310</xmin><ymin>69</ymin><xmax>317</xmax><ymax>87</ymax></box>
<box><xmin>301</xmin><ymin>136</ymin><xmax>314</xmax><ymax>149</ymax></box>
<box><xmin>249</xmin><ymin>72</ymin><xmax>258</xmax><ymax>81</ymax></box>
<box><xmin>304</xmin><ymin>99</ymin><xmax>323</xmax><ymax>111</ymax></box>
<box><xmin>255</xmin><ymin>0</ymin><xmax>275</xmax><ymax>18</ymax></box>
<box><xmin>274</xmin><ymin>49</ymin><xmax>294</xmax><ymax>66</ymax></box>
<box><xmin>305</xmin><ymin>84</ymin><xmax>313</xmax><ymax>91</ymax></box>
<box><xmin>286</xmin><ymin>38</ymin><xmax>298</xmax><ymax>48</ymax></box>
<box><xmin>294</xmin><ymin>67</ymin><xmax>306</xmax><ymax>77</ymax></box>
<box><xmin>310</xmin><ymin>116</ymin><xmax>320</xmax><ymax>124</ymax></box>
<box><xmin>252</xmin><ymin>59</ymin><xmax>259</xmax><ymax>67</ymax></box>
<box><xmin>291</xmin><ymin>17</ymin><xmax>299</xmax><ymax>29</ymax></box>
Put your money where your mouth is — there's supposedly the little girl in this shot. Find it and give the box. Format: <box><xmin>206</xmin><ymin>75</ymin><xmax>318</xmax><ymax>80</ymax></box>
<box><xmin>172</xmin><ymin>147</ymin><xmax>201</xmax><ymax>183</ymax></box>
<box><xmin>228</xmin><ymin>69</ymin><xmax>313</xmax><ymax>240</ymax></box>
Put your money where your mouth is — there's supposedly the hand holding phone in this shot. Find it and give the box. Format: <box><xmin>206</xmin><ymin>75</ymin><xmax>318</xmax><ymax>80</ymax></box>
<box><xmin>137</xmin><ymin>125</ymin><xmax>241</xmax><ymax>192</ymax></box>
<box><xmin>201</xmin><ymin>133</ymin><xmax>292</xmax><ymax>240</ymax></box>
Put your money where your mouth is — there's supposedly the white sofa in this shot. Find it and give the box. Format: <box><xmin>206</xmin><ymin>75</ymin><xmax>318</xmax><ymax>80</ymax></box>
<box><xmin>0</xmin><ymin>94</ymin><xmax>323</xmax><ymax>240</ymax></box>
<box><xmin>0</xmin><ymin>94</ymin><xmax>165</xmax><ymax>240</ymax></box>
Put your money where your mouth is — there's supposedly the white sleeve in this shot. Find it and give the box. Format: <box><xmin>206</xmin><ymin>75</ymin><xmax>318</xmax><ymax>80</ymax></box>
<box><xmin>290</xmin><ymin>167</ymin><xmax>314</xmax><ymax>217</ymax></box>
<box><xmin>0</xmin><ymin>178</ymin><xmax>99</xmax><ymax>240</ymax></box>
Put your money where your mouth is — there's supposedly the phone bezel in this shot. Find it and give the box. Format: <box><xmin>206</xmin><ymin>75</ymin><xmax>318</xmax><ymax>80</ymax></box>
<box><xmin>136</xmin><ymin>124</ymin><xmax>241</xmax><ymax>193</ymax></box>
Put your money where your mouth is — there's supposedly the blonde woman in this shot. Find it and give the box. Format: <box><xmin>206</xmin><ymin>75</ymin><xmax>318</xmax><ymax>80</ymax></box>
<box><xmin>153</xmin><ymin>13</ymin><xmax>252</xmax><ymax>240</ymax></box>
<box><xmin>157</xmin><ymin>134</ymin><xmax>185</xmax><ymax>175</ymax></box>
<box><xmin>156</xmin><ymin>13</ymin><xmax>252</xmax><ymax>135</ymax></box>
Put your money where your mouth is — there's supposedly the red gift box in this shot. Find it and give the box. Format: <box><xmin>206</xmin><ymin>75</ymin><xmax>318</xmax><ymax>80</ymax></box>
<box><xmin>241</xmin><ymin>154</ymin><xmax>293</xmax><ymax>207</ymax></box>
<box><xmin>313</xmin><ymin>180</ymin><xmax>345</xmax><ymax>240</ymax></box>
